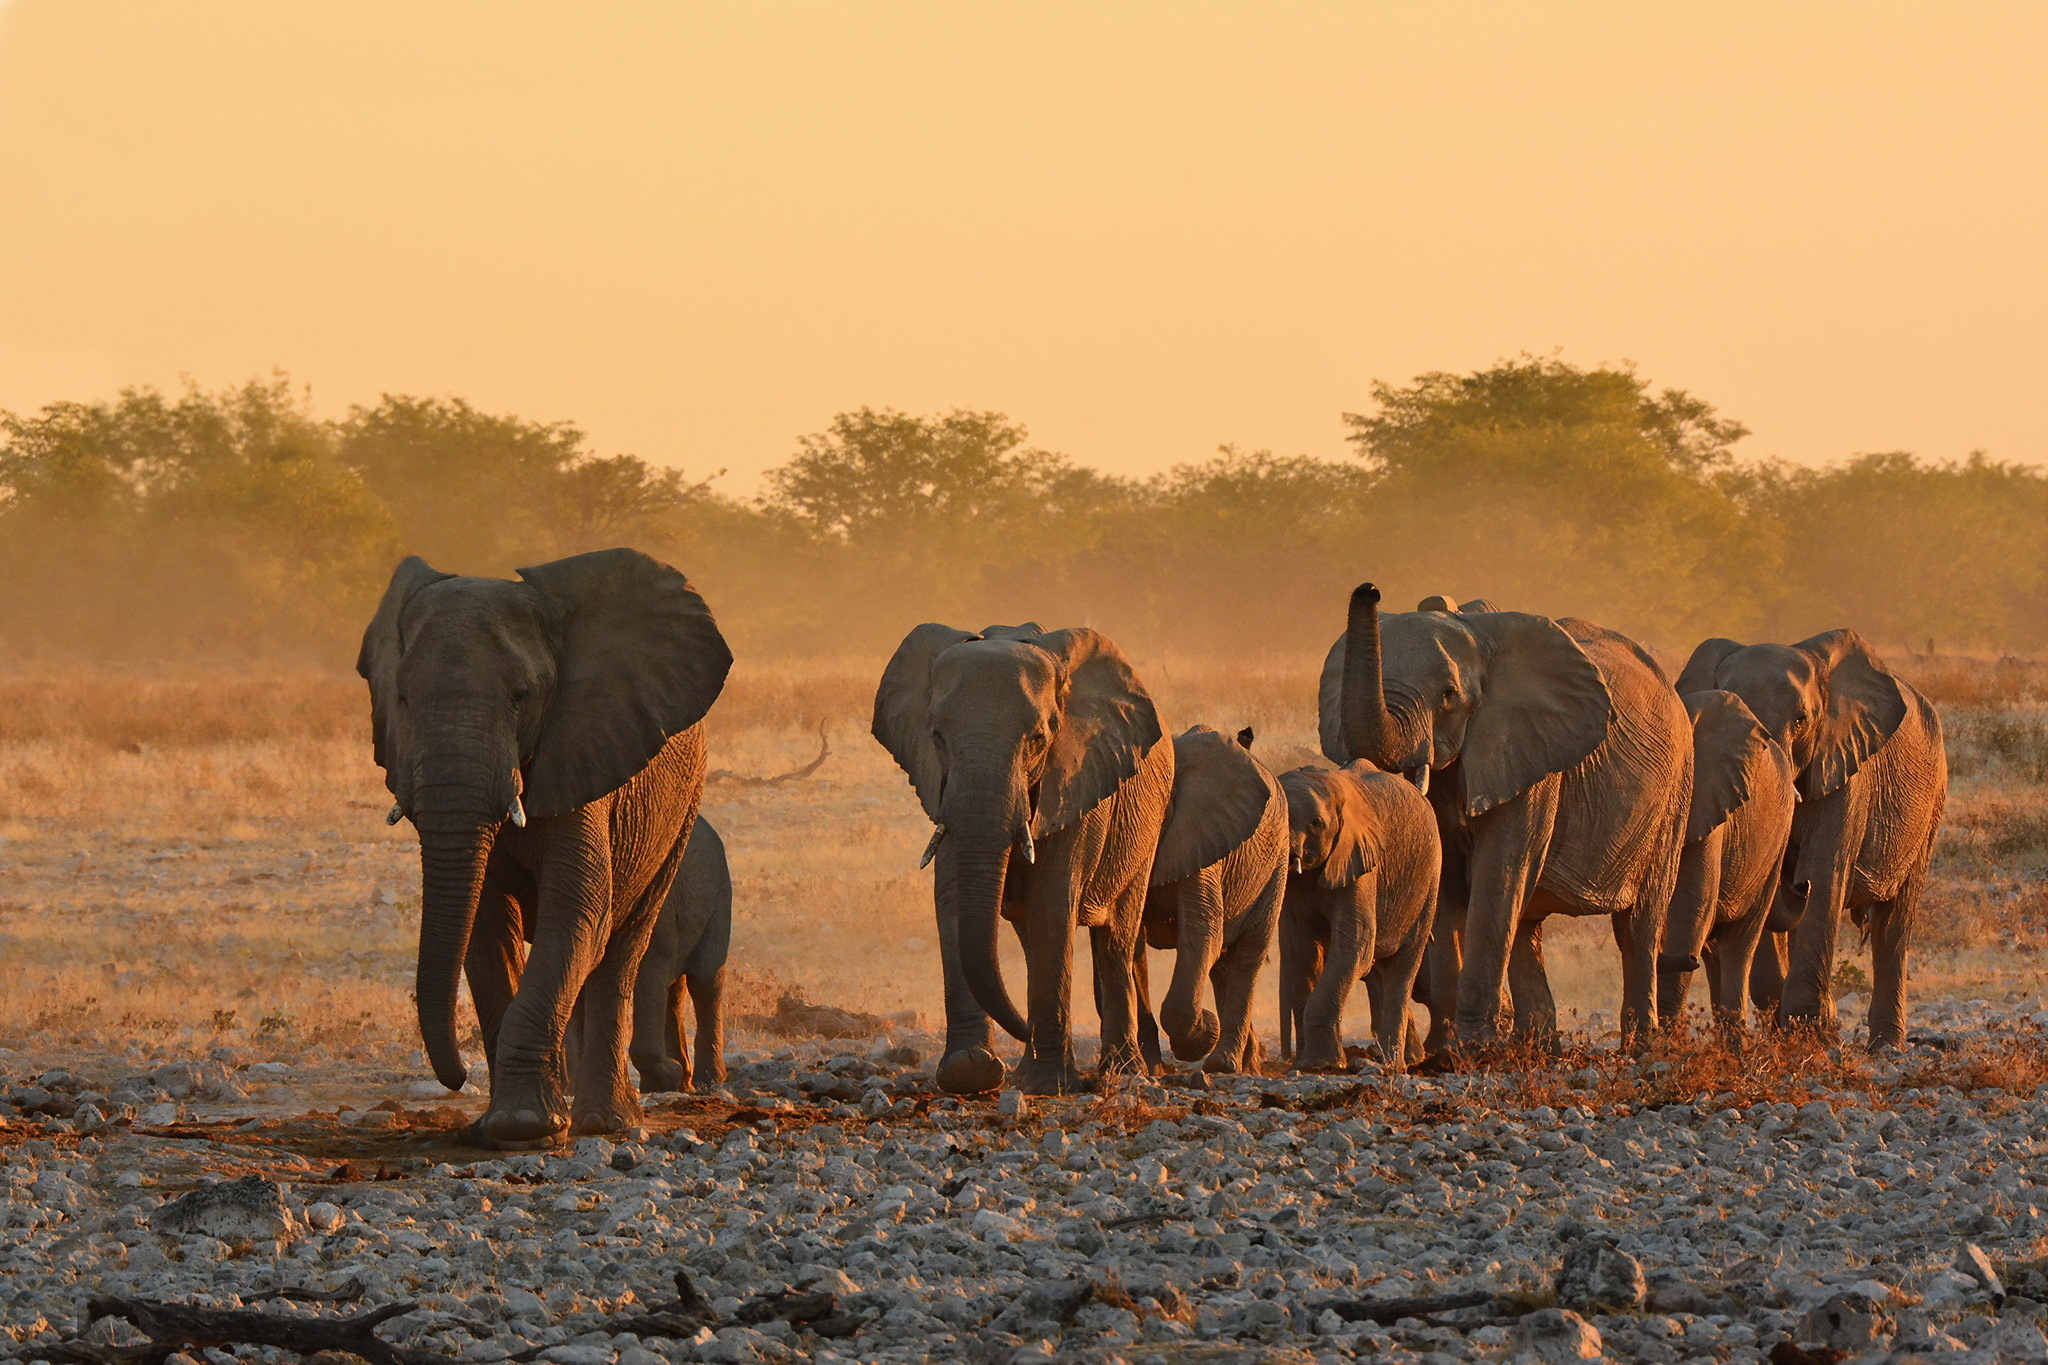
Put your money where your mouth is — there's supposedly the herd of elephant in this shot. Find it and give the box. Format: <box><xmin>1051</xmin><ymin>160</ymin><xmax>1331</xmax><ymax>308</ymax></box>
<box><xmin>356</xmin><ymin>548</ymin><xmax>1946</xmax><ymax>1150</ymax></box>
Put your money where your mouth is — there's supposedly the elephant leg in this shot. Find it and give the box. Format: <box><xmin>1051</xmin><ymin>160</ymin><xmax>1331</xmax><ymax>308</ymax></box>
<box><xmin>1509</xmin><ymin>913</ymin><xmax>1557</xmax><ymax>1043</ymax></box>
<box><xmin>665</xmin><ymin>978</ymin><xmax>691</xmax><ymax>1091</ymax></box>
<box><xmin>1750</xmin><ymin>929</ymin><xmax>1786</xmax><ymax>1021</ymax></box>
<box><xmin>567</xmin><ymin>927</ymin><xmax>654</xmax><ymax>1135</ymax></box>
<box><xmin>1277</xmin><ymin>896</ymin><xmax>1322</xmax><ymax>1061</ymax></box>
<box><xmin>1374</xmin><ymin>925</ymin><xmax>1431</xmax><ymax>1075</ymax></box>
<box><xmin>1715</xmin><ymin>881</ymin><xmax>1777</xmax><ymax>1041</ymax></box>
<box><xmin>1460</xmin><ymin>798</ymin><xmax>1559</xmax><ymax>1052</ymax></box>
<box><xmin>1700</xmin><ymin>939</ymin><xmax>1726</xmax><ymax>1017</ymax></box>
<box><xmin>1421</xmin><ymin>853</ymin><xmax>1467</xmax><ymax>1056</ymax></box>
<box><xmin>1203</xmin><ymin>866</ymin><xmax>1283</xmax><ymax>1074</ymax></box>
<box><xmin>1780</xmin><ymin>801</ymin><xmax>1867</xmax><ymax>1036</ymax></box>
<box><xmin>628</xmin><ymin>952</ymin><xmax>683</xmax><ymax>1095</ymax></box>
<box><xmin>1611</xmin><ymin>909</ymin><xmax>1662</xmax><ymax>1053</ymax></box>
<box><xmin>1866</xmin><ymin>856</ymin><xmax>1926</xmax><ymax>1050</ymax></box>
<box><xmin>686</xmin><ymin>962</ymin><xmax>726</xmax><ymax>1088</ymax></box>
<box><xmin>1010</xmin><ymin>866</ymin><xmax>1090</xmax><ymax>1094</ymax></box>
<box><xmin>1090</xmin><ymin>922</ymin><xmax>1146</xmax><ymax>1083</ymax></box>
<box><xmin>1133</xmin><ymin>944</ymin><xmax>1162</xmax><ymax>1071</ymax></box>
<box><xmin>464</xmin><ymin>880</ymin><xmax>526</xmax><ymax>1096</ymax></box>
<box><xmin>1300</xmin><ymin>879</ymin><xmax>1373</xmax><ymax>1070</ymax></box>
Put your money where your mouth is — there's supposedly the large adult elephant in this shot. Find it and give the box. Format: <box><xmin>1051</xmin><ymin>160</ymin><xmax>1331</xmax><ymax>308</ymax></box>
<box><xmin>1676</xmin><ymin>632</ymin><xmax>1946</xmax><ymax>1048</ymax></box>
<box><xmin>874</xmin><ymin>623</ymin><xmax>1173</xmax><ymax>1095</ymax></box>
<box><xmin>1322</xmin><ymin>585</ymin><xmax>1692</xmax><ymax>1049</ymax></box>
<box><xmin>358</xmin><ymin>548</ymin><xmax>731</xmax><ymax>1147</ymax></box>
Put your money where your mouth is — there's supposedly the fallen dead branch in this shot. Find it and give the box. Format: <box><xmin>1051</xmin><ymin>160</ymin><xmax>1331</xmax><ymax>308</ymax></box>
<box><xmin>1316</xmin><ymin>1289</ymin><xmax>1498</xmax><ymax>1325</ymax></box>
<box><xmin>707</xmin><ymin>723</ymin><xmax>830</xmax><ymax>787</ymax></box>
<box><xmin>46</xmin><ymin>1295</ymin><xmax>452</xmax><ymax>1365</ymax></box>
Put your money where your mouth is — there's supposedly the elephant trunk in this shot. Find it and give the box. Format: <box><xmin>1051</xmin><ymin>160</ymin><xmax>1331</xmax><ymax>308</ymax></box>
<box><xmin>1160</xmin><ymin>877</ymin><xmax>1224</xmax><ymax>1061</ymax></box>
<box><xmin>1342</xmin><ymin>582</ymin><xmax>1429</xmax><ymax>774</ymax></box>
<box><xmin>942</xmin><ymin>756</ymin><xmax>1032</xmax><ymax>1043</ymax></box>
<box><xmin>414</xmin><ymin>811</ymin><xmax>498</xmax><ymax>1091</ymax></box>
<box><xmin>1657</xmin><ymin>835</ymin><xmax>1721</xmax><ymax>1021</ymax></box>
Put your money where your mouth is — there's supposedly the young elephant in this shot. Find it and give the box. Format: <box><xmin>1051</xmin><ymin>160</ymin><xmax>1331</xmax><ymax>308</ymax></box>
<box><xmin>1276</xmin><ymin>762</ymin><xmax>1441</xmax><ymax>1071</ymax></box>
<box><xmin>629</xmin><ymin>815</ymin><xmax>731</xmax><ymax>1092</ymax></box>
<box><xmin>1141</xmin><ymin>726</ymin><xmax>1288</xmax><ymax>1073</ymax></box>
<box><xmin>1656</xmin><ymin>691</ymin><xmax>1799</xmax><ymax>1031</ymax></box>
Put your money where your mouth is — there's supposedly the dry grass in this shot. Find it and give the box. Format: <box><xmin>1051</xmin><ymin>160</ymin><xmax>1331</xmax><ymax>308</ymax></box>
<box><xmin>0</xmin><ymin>651</ymin><xmax>2042</xmax><ymax>1075</ymax></box>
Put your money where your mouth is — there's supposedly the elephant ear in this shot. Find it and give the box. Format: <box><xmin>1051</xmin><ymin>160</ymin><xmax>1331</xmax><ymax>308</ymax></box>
<box><xmin>1460</xmin><ymin>612</ymin><xmax>1612</xmax><ymax>817</ymax></box>
<box><xmin>1320</xmin><ymin>766</ymin><xmax>1379</xmax><ymax>889</ymax></box>
<box><xmin>1316</xmin><ymin>634</ymin><xmax>1348</xmax><ymax>765</ymax></box>
<box><xmin>1684</xmin><ymin>689</ymin><xmax>1771</xmax><ymax>842</ymax></box>
<box><xmin>1676</xmin><ymin>637</ymin><xmax>1744</xmax><ymax>697</ymax></box>
<box><xmin>516</xmin><ymin>548</ymin><xmax>733</xmax><ymax>818</ymax></box>
<box><xmin>1415</xmin><ymin>594</ymin><xmax>1458</xmax><ymax>613</ymax></box>
<box><xmin>872</xmin><ymin>623</ymin><xmax>979</xmax><ymax>821</ymax></box>
<box><xmin>1458</xmin><ymin>598</ymin><xmax>1503</xmax><ymax>614</ymax></box>
<box><xmin>1798</xmin><ymin>629</ymin><xmax>1908</xmax><ymax>799</ymax></box>
<box><xmin>1152</xmin><ymin>725</ymin><xmax>1277</xmax><ymax>887</ymax></box>
<box><xmin>1026</xmin><ymin>627</ymin><xmax>1164</xmax><ymax>837</ymax></box>
<box><xmin>356</xmin><ymin>555</ymin><xmax>453</xmax><ymax>792</ymax></box>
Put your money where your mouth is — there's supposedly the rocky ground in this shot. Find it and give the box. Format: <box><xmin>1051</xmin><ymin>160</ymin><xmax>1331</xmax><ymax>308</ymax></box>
<box><xmin>4</xmin><ymin>998</ymin><xmax>2048</xmax><ymax>1365</ymax></box>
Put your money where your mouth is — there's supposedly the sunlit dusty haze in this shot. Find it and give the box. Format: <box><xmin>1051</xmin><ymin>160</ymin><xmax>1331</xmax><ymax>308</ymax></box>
<box><xmin>0</xmin><ymin>1</ymin><xmax>2043</xmax><ymax>486</ymax></box>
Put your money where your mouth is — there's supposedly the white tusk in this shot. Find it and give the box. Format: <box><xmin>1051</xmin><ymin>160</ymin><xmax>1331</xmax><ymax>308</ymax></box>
<box><xmin>1017</xmin><ymin>826</ymin><xmax>1035</xmax><ymax>865</ymax></box>
<box><xmin>386</xmin><ymin>804</ymin><xmax>404</xmax><ymax>826</ymax></box>
<box><xmin>919</xmin><ymin>822</ymin><xmax>946</xmax><ymax>869</ymax></box>
<box><xmin>1291</xmin><ymin>853</ymin><xmax>1304</xmax><ymax>875</ymax></box>
<box><xmin>1408</xmin><ymin>764</ymin><xmax>1431</xmax><ymax>796</ymax></box>
<box><xmin>508</xmin><ymin>792</ymin><xmax>527</xmax><ymax>828</ymax></box>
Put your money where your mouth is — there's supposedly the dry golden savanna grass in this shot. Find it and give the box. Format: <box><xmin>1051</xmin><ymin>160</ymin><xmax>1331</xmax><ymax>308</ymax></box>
<box><xmin>0</xmin><ymin>650</ymin><xmax>2042</xmax><ymax>1074</ymax></box>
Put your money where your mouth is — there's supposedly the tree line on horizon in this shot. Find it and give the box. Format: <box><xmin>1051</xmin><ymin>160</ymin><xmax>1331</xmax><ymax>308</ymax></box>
<box><xmin>1</xmin><ymin>356</ymin><xmax>2042</xmax><ymax>667</ymax></box>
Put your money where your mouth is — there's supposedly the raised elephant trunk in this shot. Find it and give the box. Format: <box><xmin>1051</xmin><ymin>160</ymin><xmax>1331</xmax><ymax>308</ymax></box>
<box><xmin>1342</xmin><ymin>583</ymin><xmax>1428</xmax><ymax>773</ymax></box>
<box><xmin>414</xmin><ymin>810</ymin><xmax>498</xmax><ymax>1091</ymax></box>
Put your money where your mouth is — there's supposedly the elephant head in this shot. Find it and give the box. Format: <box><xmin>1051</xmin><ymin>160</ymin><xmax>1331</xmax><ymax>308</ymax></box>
<box><xmin>357</xmin><ymin>548</ymin><xmax>731</xmax><ymax>1090</ymax></box>
<box><xmin>1675</xmin><ymin>631</ymin><xmax>1907</xmax><ymax>800</ymax></box>
<box><xmin>1279</xmin><ymin>764</ymin><xmax>1375</xmax><ymax>889</ymax></box>
<box><xmin>873</xmin><ymin>623</ymin><xmax>1163</xmax><ymax>1041</ymax></box>
<box><xmin>1149</xmin><ymin>724</ymin><xmax>1278</xmax><ymax>1059</ymax></box>
<box><xmin>1320</xmin><ymin>584</ymin><xmax>1611</xmax><ymax>813</ymax></box>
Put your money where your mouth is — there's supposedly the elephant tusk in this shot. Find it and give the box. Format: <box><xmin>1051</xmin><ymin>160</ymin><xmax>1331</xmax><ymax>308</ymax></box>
<box><xmin>1291</xmin><ymin>853</ymin><xmax>1304</xmax><ymax>875</ymax></box>
<box><xmin>385</xmin><ymin>804</ymin><xmax>405</xmax><ymax>826</ymax></box>
<box><xmin>919</xmin><ymin>822</ymin><xmax>946</xmax><ymax>869</ymax></box>
<box><xmin>1408</xmin><ymin>764</ymin><xmax>1431</xmax><ymax>796</ymax></box>
<box><xmin>1017</xmin><ymin>826</ymin><xmax>1035</xmax><ymax>865</ymax></box>
<box><xmin>507</xmin><ymin>791</ymin><xmax>527</xmax><ymax>828</ymax></box>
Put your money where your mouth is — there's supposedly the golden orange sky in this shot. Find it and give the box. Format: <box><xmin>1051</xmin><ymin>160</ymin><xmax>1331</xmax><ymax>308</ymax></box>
<box><xmin>0</xmin><ymin>2</ymin><xmax>2042</xmax><ymax>490</ymax></box>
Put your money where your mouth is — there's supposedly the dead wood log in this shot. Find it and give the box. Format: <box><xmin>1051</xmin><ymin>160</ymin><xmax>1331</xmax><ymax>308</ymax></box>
<box><xmin>48</xmin><ymin>1295</ymin><xmax>451</xmax><ymax>1365</ymax></box>
<box><xmin>1316</xmin><ymin>1289</ymin><xmax>1497</xmax><ymax>1324</ymax></box>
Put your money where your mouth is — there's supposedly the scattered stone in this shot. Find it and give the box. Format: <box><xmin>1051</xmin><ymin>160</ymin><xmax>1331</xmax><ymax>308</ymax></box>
<box><xmin>1555</xmin><ymin>1236</ymin><xmax>1647</xmax><ymax>1313</ymax></box>
<box><xmin>996</xmin><ymin>1089</ymin><xmax>1029</xmax><ymax>1119</ymax></box>
<box><xmin>1957</xmin><ymin>1242</ymin><xmax>2006</xmax><ymax>1299</ymax></box>
<box><xmin>149</xmin><ymin>1175</ymin><xmax>298</xmax><ymax>1240</ymax></box>
<box><xmin>1797</xmin><ymin>1290</ymin><xmax>1895</xmax><ymax>1353</ymax></box>
<box><xmin>1515</xmin><ymin>1308</ymin><xmax>1604</xmax><ymax>1361</ymax></box>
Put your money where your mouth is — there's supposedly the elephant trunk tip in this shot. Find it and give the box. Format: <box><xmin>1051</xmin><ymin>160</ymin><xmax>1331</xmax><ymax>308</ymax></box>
<box><xmin>1351</xmin><ymin>582</ymin><xmax>1382</xmax><ymax>610</ymax></box>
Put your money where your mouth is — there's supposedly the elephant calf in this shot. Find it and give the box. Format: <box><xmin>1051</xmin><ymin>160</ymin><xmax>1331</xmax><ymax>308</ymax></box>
<box><xmin>1141</xmin><ymin>726</ymin><xmax>1288</xmax><ymax>1073</ymax></box>
<box><xmin>1277</xmin><ymin>761</ymin><xmax>1441</xmax><ymax>1071</ymax></box>
<box><xmin>1656</xmin><ymin>691</ymin><xmax>1798</xmax><ymax>1031</ymax></box>
<box><xmin>628</xmin><ymin>815</ymin><xmax>731</xmax><ymax>1093</ymax></box>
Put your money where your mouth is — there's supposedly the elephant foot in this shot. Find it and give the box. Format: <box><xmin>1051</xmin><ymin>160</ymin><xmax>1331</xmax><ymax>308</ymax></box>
<box><xmin>1012</xmin><ymin>1056</ymin><xmax>1089</xmax><ymax>1096</ymax></box>
<box><xmin>936</xmin><ymin>1047</ymin><xmax>1005</xmax><ymax>1095</ymax></box>
<box><xmin>474</xmin><ymin>1106</ymin><xmax>570</xmax><ymax>1151</ymax></box>
<box><xmin>571</xmin><ymin>1100</ymin><xmax>642</xmax><ymax>1137</ymax></box>
<box><xmin>635</xmin><ymin>1061</ymin><xmax>687</xmax><ymax>1095</ymax></box>
<box><xmin>1097</xmin><ymin>1039</ymin><xmax>1150</xmax><ymax>1082</ymax></box>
